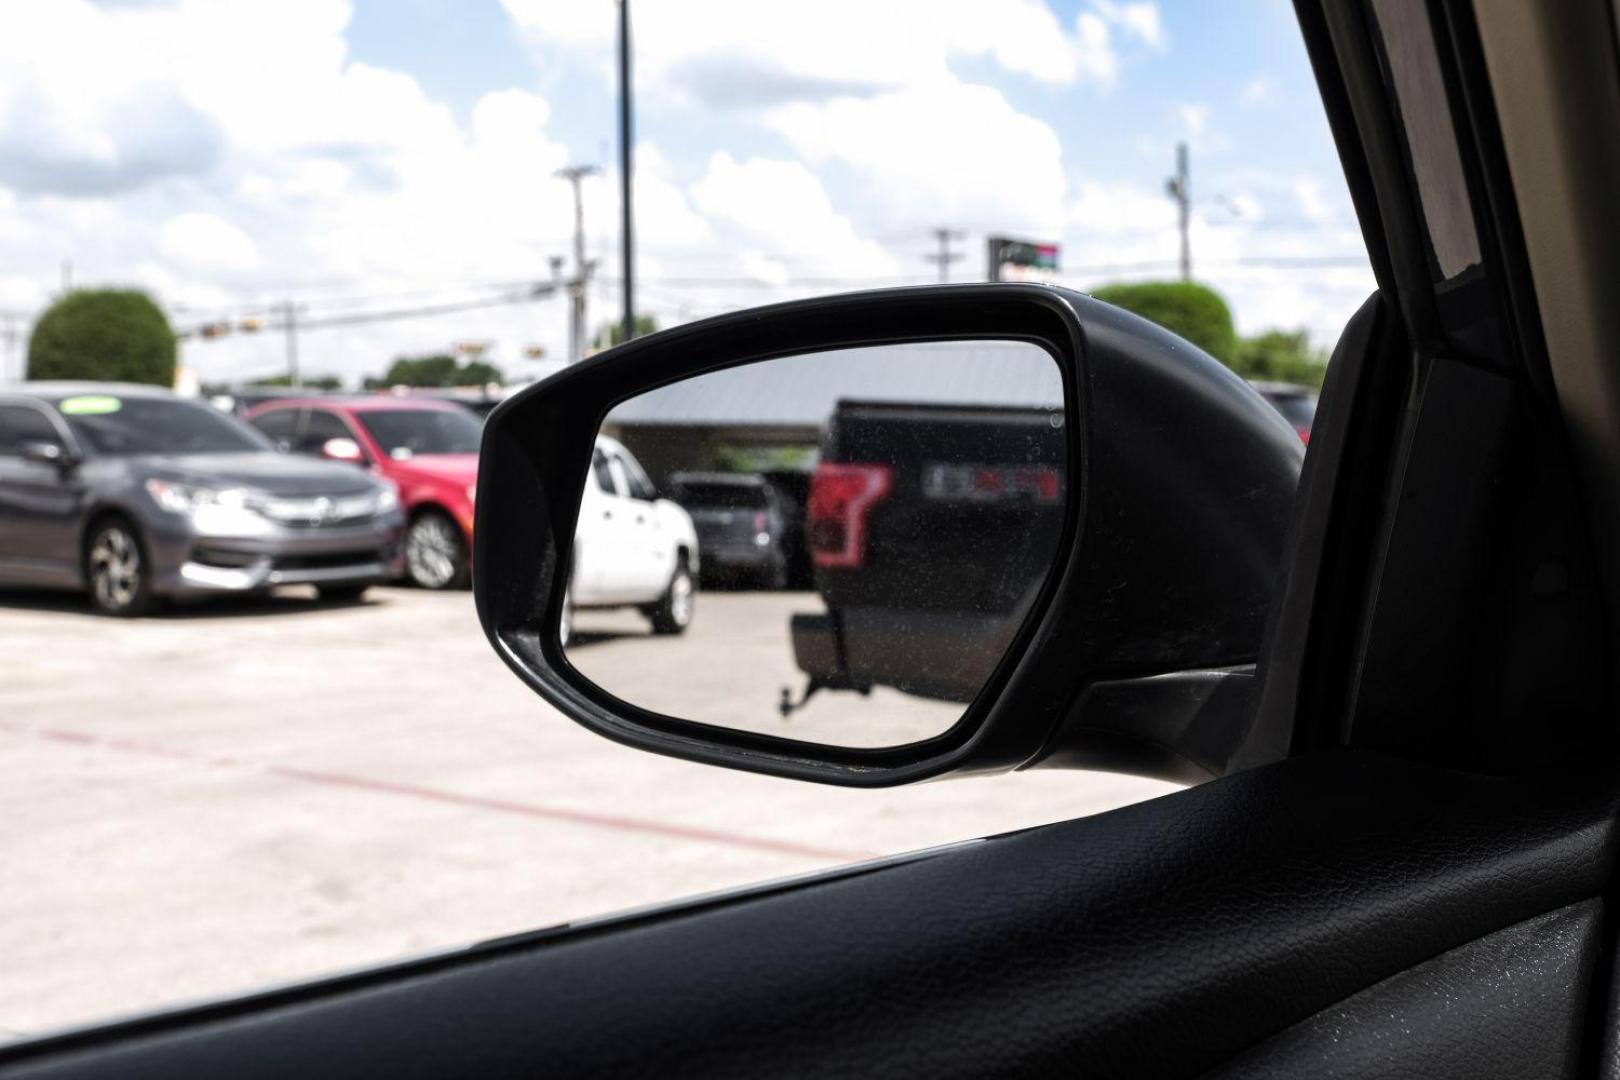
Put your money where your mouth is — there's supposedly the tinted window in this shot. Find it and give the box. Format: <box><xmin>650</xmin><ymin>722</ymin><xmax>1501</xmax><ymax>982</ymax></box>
<box><xmin>0</xmin><ymin>404</ymin><xmax>64</xmax><ymax>456</ymax></box>
<box><xmin>676</xmin><ymin>482</ymin><xmax>769</xmax><ymax>510</ymax></box>
<box><xmin>614</xmin><ymin>449</ymin><xmax>657</xmax><ymax>501</ymax></box>
<box><xmin>298</xmin><ymin>410</ymin><xmax>357</xmax><ymax>455</ymax></box>
<box><xmin>357</xmin><ymin>409</ymin><xmax>481</xmax><ymax>458</ymax></box>
<box><xmin>591</xmin><ymin>448</ymin><xmax>618</xmax><ymax>495</ymax></box>
<box><xmin>1267</xmin><ymin>394</ymin><xmax>1317</xmax><ymax>429</ymax></box>
<box><xmin>249</xmin><ymin>408</ymin><xmax>302</xmax><ymax>446</ymax></box>
<box><xmin>56</xmin><ymin>396</ymin><xmax>269</xmax><ymax>456</ymax></box>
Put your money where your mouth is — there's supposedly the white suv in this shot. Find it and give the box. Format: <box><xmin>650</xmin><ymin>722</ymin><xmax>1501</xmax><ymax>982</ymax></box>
<box><xmin>564</xmin><ymin>436</ymin><xmax>699</xmax><ymax>643</ymax></box>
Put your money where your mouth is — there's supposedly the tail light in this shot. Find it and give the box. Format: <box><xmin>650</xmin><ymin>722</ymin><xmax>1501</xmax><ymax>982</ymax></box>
<box><xmin>808</xmin><ymin>463</ymin><xmax>892</xmax><ymax>568</ymax></box>
<box><xmin>753</xmin><ymin>511</ymin><xmax>769</xmax><ymax>533</ymax></box>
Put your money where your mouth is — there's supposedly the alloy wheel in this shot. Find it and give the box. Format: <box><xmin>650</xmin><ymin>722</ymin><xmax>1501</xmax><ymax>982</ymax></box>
<box><xmin>88</xmin><ymin>526</ymin><xmax>142</xmax><ymax>613</ymax></box>
<box><xmin>406</xmin><ymin>514</ymin><xmax>463</xmax><ymax>589</ymax></box>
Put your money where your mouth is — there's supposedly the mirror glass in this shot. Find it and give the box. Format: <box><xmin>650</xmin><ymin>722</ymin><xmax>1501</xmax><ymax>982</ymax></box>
<box><xmin>563</xmin><ymin>340</ymin><xmax>1068</xmax><ymax>748</ymax></box>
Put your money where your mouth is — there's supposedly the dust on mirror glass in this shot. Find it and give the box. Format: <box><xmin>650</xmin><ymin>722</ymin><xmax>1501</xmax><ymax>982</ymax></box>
<box><xmin>563</xmin><ymin>340</ymin><xmax>1069</xmax><ymax>749</ymax></box>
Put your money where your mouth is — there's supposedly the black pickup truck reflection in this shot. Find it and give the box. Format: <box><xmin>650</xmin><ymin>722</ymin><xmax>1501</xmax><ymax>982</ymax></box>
<box><xmin>786</xmin><ymin>399</ymin><xmax>1067</xmax><ymax>712</ymax></box>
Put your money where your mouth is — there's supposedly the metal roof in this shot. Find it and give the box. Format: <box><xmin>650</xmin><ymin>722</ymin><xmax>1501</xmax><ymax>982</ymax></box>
<box><xmin>605</xmin><ymin>341</ymin><xmax>1063</xmax><ymax>428</ymax></box>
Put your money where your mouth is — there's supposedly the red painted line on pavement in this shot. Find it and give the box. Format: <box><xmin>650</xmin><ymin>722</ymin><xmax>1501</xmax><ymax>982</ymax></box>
<box><xmin>1</xmin><ymin>720</ymin><xmax>875</xmax><ymax>864</ymax></box>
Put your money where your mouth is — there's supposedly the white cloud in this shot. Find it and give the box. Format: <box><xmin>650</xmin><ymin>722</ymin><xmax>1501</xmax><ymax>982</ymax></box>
<box><xmin>1091</xmin><ymin>1</ymin><xmax>1166</xmax><ymax>49</ymax></box>
<box><xmin>1241</xmin><ymin>76</ymin><xmax>1273</xmax><ymax>105</ymax></box>
<box><xmin>502</xmin><ymin>0</ymin><xmax>1126</xmax><ymax>94</ymax></box>
<box><xmin>159</xmin><ymin>212</ymin><xmax>260</xmax><ymax>272</ymax></box>
<box><xmin>1178</xmin><ymin>103</ymin><xmax>1211</xmax><ymax>137</ymax></box>
<box><xmin>769</xmin><ymin>75</ymin><xmax>1068</xmax><ymax>234</ymax></box>
<box><xmin>690</xmin><ymin>154</ymin><xmax>898</xmax><ymax>277</ymax></box>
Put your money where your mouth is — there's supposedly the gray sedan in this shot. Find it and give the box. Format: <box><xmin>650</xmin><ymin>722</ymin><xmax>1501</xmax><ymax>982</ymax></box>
<box><xmin>0</xmin><ymin>382</ymin><xmax>405</xmax><ymax>615</ymax></box>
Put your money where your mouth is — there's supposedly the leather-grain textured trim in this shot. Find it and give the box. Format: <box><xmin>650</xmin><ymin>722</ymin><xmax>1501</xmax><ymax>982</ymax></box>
<box><xmin>1205</xmin><ymin>899</ymin><xmax>1601</xmax><ymax>1079</ymax></box>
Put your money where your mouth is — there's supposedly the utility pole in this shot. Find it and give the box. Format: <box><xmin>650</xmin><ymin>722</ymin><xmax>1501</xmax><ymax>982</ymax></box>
<box><xmin>60</xmin><ymin>261</ymin><xmax>72</xmax><ymax>294</ymax></box>
<box><xmin>281</xmin><ymin>300</ymin><xmax>302</xmax><ymax>387</ymax></box>
<box><xmin>924</xmin><ymin>227</ymin><xmax>965</xmax><ymax>283</ymax></box>
<box><xmin>1166</xmin><ymin>141</ymin><xmax>1191</xmax><ymax>281</ymax></box>
<box><xmin>617</xmin><ymin>0</ymin><xmax>636</xmax><ymax>345</ymax></box>
<box><xmin>1</xmin><ymin>315</ymin><xmax>19</xmax><ymax>381</ymax></box>
<box><xmin>556</xmin><ymin>164</ymin><xmax>600</xmax><ymax>363</ymax></box>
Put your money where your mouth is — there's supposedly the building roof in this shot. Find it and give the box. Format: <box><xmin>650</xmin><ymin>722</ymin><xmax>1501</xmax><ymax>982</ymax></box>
<box><xmin>605</xmin><ymin>341</ymin><xmax>1063</xmax><ymax>428</ymax></box>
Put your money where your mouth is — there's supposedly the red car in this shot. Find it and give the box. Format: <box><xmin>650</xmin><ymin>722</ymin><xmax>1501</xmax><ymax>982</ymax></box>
<box><xmin>245</xmin><ymin>397</ymin><xmax>481</xmax><ymax>589</ymax></box>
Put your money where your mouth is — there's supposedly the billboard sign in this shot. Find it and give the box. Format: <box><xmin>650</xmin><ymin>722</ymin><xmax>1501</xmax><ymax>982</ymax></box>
<box><xmin>987</xmin><ymin>237</ymin><xmax>1060</xmax><ymax>283</ymax></box>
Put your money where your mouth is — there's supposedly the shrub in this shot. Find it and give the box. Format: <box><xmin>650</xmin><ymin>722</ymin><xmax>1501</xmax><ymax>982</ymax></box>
<box><xmin>1089</xmin><ymin>280</ymin><xmax>1238</xmax><ymax>364</ymax></box>
<box><xmin>27</xmin><ymin>289</ymin><xmax>177</xmax><ymax>386</ymax></box>
<box><xmin>1233</xmin><ymin>329</ymin><xmax>1328</xmax><ymax>389</ymax></box>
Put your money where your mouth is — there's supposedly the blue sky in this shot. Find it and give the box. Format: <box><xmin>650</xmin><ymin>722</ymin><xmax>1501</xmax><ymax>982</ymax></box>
<box><xmin>0</xmin><ymin>0</ymin><xmax>1371</xmax><ymax>384</ymax></box>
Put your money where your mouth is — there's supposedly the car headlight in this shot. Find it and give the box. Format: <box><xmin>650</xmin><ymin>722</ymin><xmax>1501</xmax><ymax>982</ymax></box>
<box><xmin>145</xmin><ymin>479</ymin><xmax>250</xmax><ymax>515</ymax></box>
<box><xmin>377</xmin><ymin>485</ymin><xmax>400</xmax><ymax>513</ymax></box>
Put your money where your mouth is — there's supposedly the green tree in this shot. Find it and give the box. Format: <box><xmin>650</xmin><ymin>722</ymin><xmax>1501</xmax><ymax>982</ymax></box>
<box><xmin>254</xmin><ymin>374</ymin><xmax>344</xmax><ymax>390</ymax></box>
<box><xmin>456</xmin><ymin>360</ymin><xmax>504</xmax><ymax>386</ymax></box>
<box><xmin>593</xmin><ymin>314</ymin><xmax>659</xmax><ymax>350</ymax></box>
<box><xmin>379</xmin><ymin>354</ymin><xmax>459</xmax><ymax>387</ymax></box>
<box><xmin>27</xmin><ymin>289</ymin><xmax>177</xmax><ymax>386</ymax></box>
<box><xmin>1232</xmin><ymin>329</ymin><xmax>1328</xmax><ymax>389</ymax></box>
<box><xmin>370</xmin><ymin>354</ymin><xmax>504</xmax><ymax>388</ymax></box>
<box><xmin>1089</xmin><ymin>280</ymin><xmax>1238</xmax><ymax>364</ymax></box>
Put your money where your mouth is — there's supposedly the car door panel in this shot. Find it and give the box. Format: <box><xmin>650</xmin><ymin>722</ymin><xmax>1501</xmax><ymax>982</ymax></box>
<box><xmin>0</xmin><ymin>404</ymin><xmax>85</xmax><ymax>585</ymax></box>
<box><xmin>5</xmin><ymin>750</ymin><xmax>1613</xmax><ymax>1079</ymax></box>
<box><xmin>1204</xmin><ymin>900</ymin><xmax>1598</xmax><ymax>1080</ymax></box>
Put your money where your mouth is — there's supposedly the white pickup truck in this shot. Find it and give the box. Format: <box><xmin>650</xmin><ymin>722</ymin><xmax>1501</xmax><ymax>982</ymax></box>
<box><xmin>564</xmin><ymin>435</ymin><xmax>699</xmax><ymax>644</ymax></box>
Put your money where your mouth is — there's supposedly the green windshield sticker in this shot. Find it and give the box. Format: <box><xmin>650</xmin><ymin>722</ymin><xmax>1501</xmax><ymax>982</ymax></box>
<box><xmin>59</xmin><ymin>395</ymin><xmax>122</xmax><ymax>416</ymax></box>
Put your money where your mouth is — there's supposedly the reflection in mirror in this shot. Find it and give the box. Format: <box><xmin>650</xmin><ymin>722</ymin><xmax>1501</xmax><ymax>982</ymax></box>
<box><xmin>563</xmin><ymin>341</ymin><xmax>1068</xmax><ymax>749</ymax></box>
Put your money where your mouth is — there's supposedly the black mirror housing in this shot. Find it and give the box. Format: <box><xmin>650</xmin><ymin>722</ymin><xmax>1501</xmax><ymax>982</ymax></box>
<box><xmin>19</xmin><ymin>440</ymin><xmax>72</xmax><ymax>468</ymax></box>
<box><xmin>474</xmin><ymin>285</ymin><xmax>1303</xmax><ymax>786</ymax></box>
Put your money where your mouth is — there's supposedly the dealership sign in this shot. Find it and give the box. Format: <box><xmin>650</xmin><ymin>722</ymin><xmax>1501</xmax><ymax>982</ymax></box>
<box><xmin>987</xmin><ymin>237</ymin><xmax>1060</xmax><ymax>283</ymax></box>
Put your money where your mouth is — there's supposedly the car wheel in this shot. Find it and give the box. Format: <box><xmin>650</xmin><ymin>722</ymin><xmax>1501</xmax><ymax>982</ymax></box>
<box><xmin>647</xmin><ymin>557</ymin><xmax>694</xmax><ymax>635</ymax></box>
<box><xmin>318</xmin><ymin>584</ymin><xmax>370</xmax><ymax>604</ymax></box>
<box><xmin>85</xmin><ymin>518</ymin><xmax>154</xmax><ymax>617</ymax></box>
<box><xmin>405</xmin><ymin>510</ymin><xmax>469</xmax><ymax>589</ymax></box>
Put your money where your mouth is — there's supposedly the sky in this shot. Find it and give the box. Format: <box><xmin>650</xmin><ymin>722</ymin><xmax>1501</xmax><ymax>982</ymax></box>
<box><xmin>0</xmin><ymin>0</ymin><xmax>1374</xmax><ymax>387</ymax></box>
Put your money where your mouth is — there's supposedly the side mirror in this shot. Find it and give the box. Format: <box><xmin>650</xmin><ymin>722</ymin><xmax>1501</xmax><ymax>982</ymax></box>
<box><xmin>19</xmin><ymin>440</ymin><xmax>73</xmax><ymax>469</ymax></box>
<box><xmin>473</xmin><ymin>285</ymin><xmax>1304</xmax><ymax>787</ymax></box>
<box><xmin>321</xmin><ymin>437</ymin><xmax>364</xmax><ymax>465</ymax></box>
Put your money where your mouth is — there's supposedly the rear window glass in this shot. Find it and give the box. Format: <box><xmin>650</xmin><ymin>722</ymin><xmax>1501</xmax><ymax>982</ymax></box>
<box><xmin>357</xmin><ymin>409</ymin><xmax>482</xmax><ymax>458</ymax></box>
<box><xmin>676</xmin><ymin>482</ymin><xmax>769</xmax><ymax>509</ymax></box>
<box><xmin>1267</xmin><ymin>395</ymin><xmax>1318</xmax><ymax>429</ymax></box>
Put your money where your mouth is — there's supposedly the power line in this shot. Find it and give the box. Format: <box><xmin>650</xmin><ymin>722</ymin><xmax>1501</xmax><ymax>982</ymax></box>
<box><xmin>176</xmin><ymin>283</ymin><xmax>561</xmax><ymax>341</ymax></box>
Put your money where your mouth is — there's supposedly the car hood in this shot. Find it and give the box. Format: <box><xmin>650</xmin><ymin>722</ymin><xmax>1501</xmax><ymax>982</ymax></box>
<box><xmin>386</xmin><ymin>453</ymin><xmax>479</xmax><ymax>487</ymax></box>
<box><xmin>136</xmin><ymin>452</ymin><xmax>380</xmax><ymax>497</ymax></box>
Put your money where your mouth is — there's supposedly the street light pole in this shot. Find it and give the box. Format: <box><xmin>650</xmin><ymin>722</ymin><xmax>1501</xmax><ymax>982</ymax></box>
<box><xmin>556</xmin><ymin>164</ymin><xmax>599</xmax><ymax>364</ymax></box>
<box><xmin>618</xmin><ymin>0</ymin><xmax>636</xmax><ymax>345</ymax></box>
<box><xmin>1166</xmin><ymin>141</ymin><xmax>1192</xmax><ymax>281</ymax></box>
<box><xmin>282</xmin><ymin>300</ymin><xmax>302</xmax><ymax>388</ymax></box>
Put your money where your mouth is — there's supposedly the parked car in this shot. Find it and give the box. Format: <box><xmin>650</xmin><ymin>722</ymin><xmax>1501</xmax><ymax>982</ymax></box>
<box><xmin>245</xmin><ymin>397</ymin><xmax>480</xmax><ymax>589</ymax></box>
<box><xmin>759</xmin><ymin>468</ymin><xmax>813</xmax><ymax>587</ymax></box>
<box><xmin>788</xmin><ymin>398</ymin><xmax>1066</xmax><ymax>703</ymax></box>
<box><xmin>1251</xmin><ymin>380</ymin><xmax>1318</xmax><ymax>443</ymax></box>
<box><xmin>667</xmin><ymin>471</ymin><xmax>789</xmax><ymax>589</ymax></box>
<box><xmin>563</xmin><ymin>436</ymin><xmax>699</xmax><ymax>643</ymax></box>
<box><xmin>0</xmin><ymin>383</ymin><xmax>404</xmax><ymax>615</ymax></box>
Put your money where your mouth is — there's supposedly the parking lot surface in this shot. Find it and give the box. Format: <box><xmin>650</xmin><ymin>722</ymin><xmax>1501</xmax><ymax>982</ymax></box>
<box><xmin>1</xmin><ymin>586</ymin><xmax>1175</xmax><ymax>1036</ymax></box>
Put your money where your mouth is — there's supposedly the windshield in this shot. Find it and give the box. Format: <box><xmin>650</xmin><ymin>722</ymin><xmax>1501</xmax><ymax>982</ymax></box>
<box><xmin>358</xmin><ymin>409</ymin><xmax>483</xmax><ymax>458</ymax></box>
<box><xmin>677</xmin><ymin>482</ymin><xmax>769</xmax><ymax>509</ymax></box>
<box><xmin>1266</xmin><ymin>394</ymin><xmax>1318</xmax><ymax>429</ymax></box>
<box><xmin>57</xmin><ymin>396</ymin><xmax>271</xmax><ymax>456</ymax></box>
